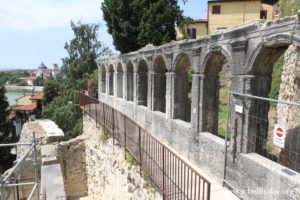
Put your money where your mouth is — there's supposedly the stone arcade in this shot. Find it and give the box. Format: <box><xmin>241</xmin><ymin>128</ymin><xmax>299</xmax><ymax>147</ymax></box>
<box><xmin>97</xmin><ymin>13</ymin><xmax>300</xmax><ymax>200</ymax></box>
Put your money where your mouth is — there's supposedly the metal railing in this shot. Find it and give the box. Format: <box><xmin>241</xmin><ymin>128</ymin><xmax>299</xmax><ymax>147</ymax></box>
<box><xmin>0</xmin><ymin>132</ymin><xmax>39</xmax><ymax>200</ymax></box>
<box><xmin>80</xmin><ymin>92</ymin><xmax>211</xmax><ymax>200</ymax></box>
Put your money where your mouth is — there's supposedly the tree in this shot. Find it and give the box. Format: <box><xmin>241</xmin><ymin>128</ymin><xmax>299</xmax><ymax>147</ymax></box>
<box><xmin>101</xmin><ymin>0</ymin><xmax>185</xmax><ymax>53</ymax></box>
<box><xmin>43</xmin><ymin>22</ymin><xmax>110</xmax><ymax>140</ymax></box>
<box><xmin>62</xmin><ymin>21</ymin><xmax>110</xmax><ymax>92</ymax></box>
<box><xmin>279</xmin><ymin>0</ymin><xmax>300</xmax><ymax>17</ymax></box>
<box><xmin>43</xmin><ymin>80</ymin><xmax>62</xmax><ymax>105</ymax></box>
<box><xmin>33</xmin><ymin>77</ymin><xmax>45</xmax><ymax>86</ymax></box>
<box><xmin>0</xmin><ymin>85</ymin><xmax>15</xmax><ymax>173</ymax></box>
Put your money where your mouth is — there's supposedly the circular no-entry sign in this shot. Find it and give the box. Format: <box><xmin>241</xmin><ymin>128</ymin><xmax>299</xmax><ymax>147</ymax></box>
<box><xmin>276</xmin><ymin>127</ymin><xmax>284</xmax><ymax>137</ymax></box>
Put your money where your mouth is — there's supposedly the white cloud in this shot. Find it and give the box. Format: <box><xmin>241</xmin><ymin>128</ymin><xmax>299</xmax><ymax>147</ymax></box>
<box><xmin>0</xmin><ymin>0</ymin><xmax>104</xmax><ymax>31</ymax></box>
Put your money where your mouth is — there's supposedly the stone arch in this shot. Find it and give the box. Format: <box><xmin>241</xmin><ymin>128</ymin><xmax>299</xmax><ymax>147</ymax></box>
<box><xmin>153</xmin><ymin>55</ymin><xmax>167</xmax><ymax>113</ymax></box>
<box><xmin>201</xmin><ymin>49</ymin><xmax>230</xmax><ymax>135</ymax></box>
<box><xmin>100</xmin><ymin>63</ymin><xmax>106</xmax><ymax>93</ymax></box>
<box><xmin>116</xmin><ymin>63</ymin><xmax>123</xmax><ymax>98</ymax></box>
<box><xmin>137</xmin><ymin>59</ymin><xmax>148</xmax><ymax>106</ymax></box>
<box><xmin>126</xmin><ymin>61</ymin><xmax>134</xmax><ymax>101</ymax></box>
<box><xmin>244</xmin><ymin>39</ymin><xmax>292</xmax><ymax>154</ymax></box>
<box><xmin>173</xmin><ymin>53</ymin><xmax>192</xmax><ymax>122</ymax></box>
<box><xmin>108</xmin><ymin>64</ymin><xmax>114</xmax><ymax>95</ymax></box>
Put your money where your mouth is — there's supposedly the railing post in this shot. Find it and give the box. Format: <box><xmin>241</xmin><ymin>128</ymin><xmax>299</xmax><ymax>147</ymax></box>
<box><xmin>124</xmin><ymin>114</ymin><xmax>127</xmax><ymax>160</ymax></box>
<box><xmin>95</xmin><ymin>103</ymin><xmax>98</xmax><ymax>127</ymax></box>
<box><xmin>162</xmin><ymin>146</ymin><xmax>165</xmax><ymax>200</ymax></box>
<box><xmin>139</xmin><ymin>127</ymin><xmax>142</xmax><ymax>175</ymax></box>
<box><xmin>32</xmin><ymin>131</ymin><xmax>40</xmax><ymax>199</ymax></box>
<box><xmin>112</xmin><ymin>109</ymin><xmax>115</xmax><ymax>145</ymax></box>
<box><xmin>103</xmin><ymin>103</ymin><xmax>105</xmax><ymax>127</ymax></box>
<box><xmin>88</xmin><ymin>95</ymin><xmax>91</xmax><ymax>113</ymax></box>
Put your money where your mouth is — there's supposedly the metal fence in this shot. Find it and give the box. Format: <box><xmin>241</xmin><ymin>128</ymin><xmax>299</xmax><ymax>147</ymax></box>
<box><xmin>0</xmin><ymin>132</ymin><xmax>39</xmax><ymax>200</ymax></box>
<box><xmin>224</xmin><ymin>91</ymin><xmax>300</xmax><ymax>195</ymax></box>
<box><xmin>80</xmin><ymin>92</ymin><xmax>211</xmax><ymax>200</ymax></box>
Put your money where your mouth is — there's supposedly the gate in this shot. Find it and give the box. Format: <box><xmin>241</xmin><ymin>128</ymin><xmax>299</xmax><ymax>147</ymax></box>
<box><xmin>223</xmin><ymin>91</ymin><xmax>300</xmax><ymax>199</ymax></box>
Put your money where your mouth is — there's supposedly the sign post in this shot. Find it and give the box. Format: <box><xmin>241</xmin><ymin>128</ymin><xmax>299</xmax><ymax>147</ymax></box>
<box><xmin>273</xmin><ymin>124</ymin><xmax>286</xmax><ymax>148</ymax></box>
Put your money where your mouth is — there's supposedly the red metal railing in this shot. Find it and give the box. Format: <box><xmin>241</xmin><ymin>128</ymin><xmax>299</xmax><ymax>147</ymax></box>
<box><xmin>80</xmin><ymin>92</ymin><xmax>211</xmax><ymax>200</ymax></box>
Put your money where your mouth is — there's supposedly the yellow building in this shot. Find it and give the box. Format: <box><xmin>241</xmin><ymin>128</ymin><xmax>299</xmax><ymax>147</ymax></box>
<box><xmin>176</xmin><ymin>19</ymin><xmax>208</xmax><ymax>40</ymax></box>
<box><xmin>208</xmin><ymin>0</ymin><xmax>275</xmax><ymax>34</ymax></box>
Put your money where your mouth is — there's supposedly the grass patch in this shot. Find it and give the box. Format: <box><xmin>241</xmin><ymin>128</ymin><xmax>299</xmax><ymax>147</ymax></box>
<box><xmin>125</xmin><ymin>150</ymin><xmax>139</xmax><ymax>169</ymax></box>
<box><xmin>99</xmin><ymin>129</ymin><xmax>109</xmax><ymax>142</ymax></box>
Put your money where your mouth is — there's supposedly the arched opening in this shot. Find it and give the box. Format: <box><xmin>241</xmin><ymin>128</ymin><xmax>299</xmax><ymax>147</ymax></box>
<box><xmin>100</xmin><ymin>64</ymin><xmax>106</xmax><ymax>93</ymax></box>
<box><xmin>174</xmin><ymin>53</ymin><xmax>192</xmax><ymax>122</ymax></box>
<box><xmin>153</xmin><ymin>56</ymin><xmax>166</xmax><ymax>113</ymax></box>
<box><xmin>203</xmin><ymin>51</ymin><xmax>229</xmax><ymax>137</ymax></box>
<box><xmin>246</xmin><ymin>43</ymin><xmax>300</xmax><ymax>172</ymax></box>
<box><xmin>108</xmin><ymin>64</ymin><xmax>114</xmax><ymax>95</ymax></box>
<box><xmin>127</xmin><ymin>62</ymin><xmax>134</xmax><ymax>101</ymax></box>
<box><xmin>248</xmin><ymin>44</ymin><xmax>289</xmax><ymax>154</ymax></box>
<box><xmin>137</xmin><ymin>60</ymin><xmax>148</xmax><ymax>106</ymax></box>
<box><xmin>117</xmin><ymin>63</ymin><xmax>123</xmax><ymax>98</ymax></box>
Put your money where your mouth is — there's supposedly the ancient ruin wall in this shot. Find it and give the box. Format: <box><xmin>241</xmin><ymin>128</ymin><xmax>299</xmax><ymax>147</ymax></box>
<box><xmin>57</xmin><ymin>114</ymin><xmax>162</xmax><ymax>199</ymax></box>
<box><xmin>57</xmin><ymin>137</ymin><xmax>88</xmax><ymax>199</ymax></box>
<box><xmin>277</xmin><ymin>45</ymin><xmax>300</xmax><ymax>171</ymax></box>
<box><xmin>82</xmin><ymin>114</ymin><xmax>161</xmax><ymax>200</ymax></box>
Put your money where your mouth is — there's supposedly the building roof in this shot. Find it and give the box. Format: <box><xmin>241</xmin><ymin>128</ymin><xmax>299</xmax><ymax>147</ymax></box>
<box><xmin>14</xmin><ymin>103</ymin><xmax>37</xmax><ymax>111</ymax></box>
<box><xmin>192</xmin><ymin>19</ymin><xmax>208</xmax><ymax>23</ymax></box>
<box><xmin>30</xmin><ymin>92</ymin><xmax>44</xmax><ymax>100</ymax></box>
<box><xmin>208</xmin><ymin>0</ymin><xmax>277</xmax><ymax>4</ymax></box>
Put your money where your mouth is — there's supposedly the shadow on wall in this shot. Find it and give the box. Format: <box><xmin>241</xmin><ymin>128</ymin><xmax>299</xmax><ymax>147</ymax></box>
<box><xmin>279</xmin><ymin>125</ymin><xmax>300</xmax><ymax>173</ymax></box>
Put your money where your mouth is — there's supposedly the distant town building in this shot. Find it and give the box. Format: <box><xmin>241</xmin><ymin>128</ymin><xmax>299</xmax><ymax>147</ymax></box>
<box><xmin>9</xmin><ymin>92</ymin><xmax>44</xmax><ymax>136</ymax></box>
<box><xmin>177</xmin><ymin>0</ymin><xmax>277</xmax><ymax>39</ymax></box>
<box><xmin>35</xmin><ymin>62</ymin><xmax>60</xmax><ymax>80</ymax></box>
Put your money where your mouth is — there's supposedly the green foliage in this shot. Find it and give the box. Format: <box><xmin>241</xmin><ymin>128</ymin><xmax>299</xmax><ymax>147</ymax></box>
<box><xmin>62</xmin><ymin>21</ymin><xmax>110</xmax><ymax>92</ymax></box>
<box><xmin>33</xmin><ymin>77</ymin><xmax>45</xmax><ymax>86</ymax></box>
<box><xmin>42</xmin><ymin>22</ymin><xmax>110</xmax><ymax>140</ymax></box>
<box><xmin>43</xmin><ymin>80</ymin><xmax>62</xmax><ymax>105</ymax></box>
<box><xmin>125</xmin><ymin>150</ymin><xmax>139</xmax><ymax>169</ymax></box>
<box><xmin>43</xmin><ymin>96</ymin><xmax>82</xmax><ymax>140</ymax></box>
<box><xmin>0</xmin><ymin>70</ymin><xmax>29</xmax><ymax>85</ymax></box>
<box><xmin>99</xmin><ymin>129</ymin><xmax>109</xmax><ymax>142</ymax></box>
<box><xmin>0</xmin><ymin>85</ymin><xmax>16</xmax><ymax>173</ymax></box>
<box><xmin>102</xmin><ymin>0</ymin><xmax>185</xmax><ymax>53</ymax></box>
<box><xmin>269</xmin><ymin>56</ymin><xmax>284</xmax><ymax>99</ymax></box>
<box><xmin>279</xmin><ymin>0</ymin><xmax>300</xmax><ymax>17</ymax></box>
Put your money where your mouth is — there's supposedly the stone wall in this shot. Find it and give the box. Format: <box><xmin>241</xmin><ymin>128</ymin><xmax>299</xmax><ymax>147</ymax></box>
<box><xmin>82</xmin><ymin>114</ymin><xmax>161</xmax><ymax>200</ymax></box>
<box><xmin>277</xmin><ymin>45</ymin><xmax>300</xmax><ymax>171</ymax></box>
<box><xmin>57</xmin><ymin>137</ymin><xmax>88</xmax><ymax>199</ymax></box>
<box><xmin>56</xmin><ymin>114</ymin><xmax>162</xmax><ymax>199</ymax></box>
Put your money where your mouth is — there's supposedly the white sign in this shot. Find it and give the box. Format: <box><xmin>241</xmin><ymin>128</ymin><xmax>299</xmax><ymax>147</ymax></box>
<box><xmin>235</xmin><ymin>105</ymin><xmax>243</xmax><ymax>114</ymax></box>
<box><xmin>273</xmin><ymin>124</ymin><xmax>286</xmax><ymax>148</ymax></box>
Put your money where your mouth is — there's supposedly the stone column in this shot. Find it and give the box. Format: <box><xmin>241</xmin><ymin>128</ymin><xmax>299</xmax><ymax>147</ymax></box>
<box><xmin>148</xmin><ymin>72</ymin><xmax>155</xmax><ymax>110</ymax></box>
<box><xmin>123</xmin><ymin>72</ymin><xmax>128</xmax><ymax>100</ymax></box>
<box><xmin>191</xmin><ymin>73</ymin><xmax>203</xmax><ymax>134</ymax></box>
<box><xmin>114</xmin><ymin>71</ymin><xmax>118</xmax><ymax>98</ymax></box>
<box><xmin>165</xmin><ymin>72</ymin><xmax>175</xmax><ymax>119</ymax></box>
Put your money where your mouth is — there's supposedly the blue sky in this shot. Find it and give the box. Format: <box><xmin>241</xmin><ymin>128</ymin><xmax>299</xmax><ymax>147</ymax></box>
<box><xmin>0</xmin><ymin>0</ymin><xmax>207</xmax><ymax>70</ymax></box>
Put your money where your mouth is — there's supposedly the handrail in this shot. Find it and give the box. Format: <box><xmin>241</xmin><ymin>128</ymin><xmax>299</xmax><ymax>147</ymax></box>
<box><xmin>80</xmin><ymin>92</ymin><xmax>211</xmax><ymax>200</ymax></box>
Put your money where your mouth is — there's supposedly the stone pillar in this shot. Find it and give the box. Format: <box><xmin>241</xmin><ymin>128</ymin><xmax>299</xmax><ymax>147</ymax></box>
<box><xmin>133</xmin><ymin>71</ymin><xmax>138</xmax><ymax>104</ymax></box>
<box><xmin>165</xmin><ymin>72</ymin><xmax>175</xmax><ymax>119</ymax></box>
<box><xmin>148</xmin><ymin>72</ymin><xmax>154</xmax><ymax>110</ymax></box>
<box><xmin>106</xmin><ymin>72</ymin><xmax>110</xmax><ymax>95</ymax></box>
<box><xmin>123</xmin><ymin>72</ymin><xmax>128</xmax><ymax>100</ymax></box>
<box><xmin>114</xmin><ymin>71</ymin><xmax>118</xmax><ymax>97</ymax></box>
<box><xmin>191</xmin><ymin>73</ymin><xmax>203</xmax><ymax>134</ymax></box>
